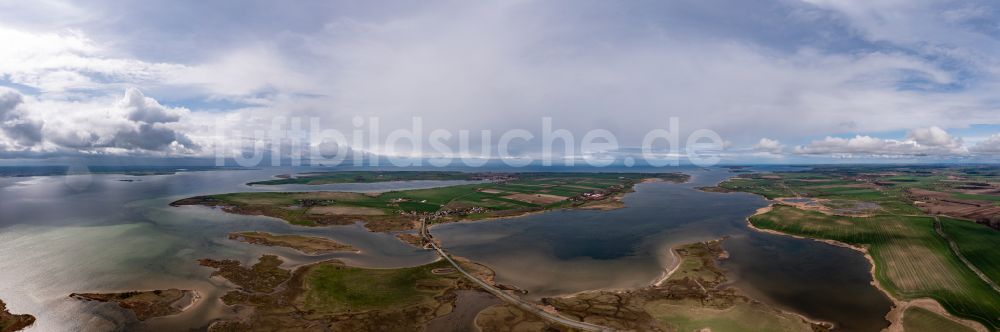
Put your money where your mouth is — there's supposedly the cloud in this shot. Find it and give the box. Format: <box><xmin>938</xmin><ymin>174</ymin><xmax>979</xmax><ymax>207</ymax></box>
<box><xmin>0</xmin><ymin>26</ymin><xmax>184</xmax><ymax>94</ymax></box>
<box><xmin>0</xmin><ymin>88</ymin><xmax>44</xmax><ymax>147</ymax></box>
<box><xmin>907</xmin><ymin>126</ymin><xmax>964</xmax><ymax>150</ymax></box>
<box><xmin>120</xmin><ymin>87</ymin><xmax>182</xmax><ymax>124</ymax></box>
<box><xmin>753</xmin><ymin>138</ymin><xmax>784</xmax><ymax>153</ymax></box>
<box><xmin>0</xmin><ymin>2</ymin><xmax>999</xmax><ymax>162</ymax></box>
<box><xmin>971</xmin><ymin>134</ymin><xmax>1000</xmax><ymax>154</ymax></box>
<box><xmin>0</xmin><ymin>87</ymin><xmax>198</xmax><ymax>156</ymax></box>
<box><xmin>794</xmin><ymin>127</ymin><xmax>967</xmax><ymax>156</ymax></box>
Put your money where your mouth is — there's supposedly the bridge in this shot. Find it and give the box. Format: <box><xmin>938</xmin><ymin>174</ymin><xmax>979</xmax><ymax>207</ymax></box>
<box><xmin>422</xmin><ymin>220</ymin><xmax>614</xmax><ymax>332</ymax></box>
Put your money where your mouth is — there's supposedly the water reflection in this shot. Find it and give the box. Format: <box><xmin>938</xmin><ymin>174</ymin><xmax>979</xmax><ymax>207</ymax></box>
<box><xmin>0</xmin><ymin>167</ymin><xmax>892</xmax><ymax>331</ymax></box>
<box><xmin>432</xmin><ymin>168</ymin><xmax>893</xmax><ymax>332</ymax></box>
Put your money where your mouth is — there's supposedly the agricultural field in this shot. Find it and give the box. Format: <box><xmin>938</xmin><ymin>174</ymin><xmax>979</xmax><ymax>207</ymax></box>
<box><xmin>940</xmin><ymin>217</ymin><xmax>1000</xmax><ymax>287</ymax></box>
<box><xmin>173</xmin><ymin>172</ymin><xmax>688</xmax><ymax>232</ymax></box>
<box><xmin>902</xmin><ymin>307</ymin><xmax>977</xmax><ymax>332</ymax></box>
<box><xmin>750</xmin><ymin>205</ymin><xmax>1000</xmax><ymax>330</ymax></box>
<box><xmin>716</xmin><ymin>165</ymin><xmax>1000</xmax><ymax>226</ymax></box>
<box><xmin>716</xmin><ymin>171</ymin><xmax>921</xmax><ymax>214</ymax></box>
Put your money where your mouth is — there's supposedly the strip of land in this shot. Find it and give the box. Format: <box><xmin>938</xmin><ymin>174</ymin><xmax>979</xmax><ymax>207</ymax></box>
<box><xmin>70</xmin><ymin>289</ymin><xmax>199</xmax><ymax>321</ymax></box>
<box><xmin>246</xmin><ymin>170</ymin><xmax>506</xmax><ymax>186</ymax></box>
<box><xmin>228</xmin><ymin>231</ymin><xmax>358</xmax><ymax>255</ymax></box>
<box><xmin>0</xmin><ymin>300</ymin><xmax>34</xmax><ymax>332</ymax></box>
<box><xmin>172</xmin><ymin>172</ymin><xmax>689</xmax><ymax>233</ymax></box>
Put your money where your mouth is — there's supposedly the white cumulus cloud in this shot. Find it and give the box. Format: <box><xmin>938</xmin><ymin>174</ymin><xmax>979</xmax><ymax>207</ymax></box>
<box><xmin>753</xmin><ymin>138</ymin><xmax>784</xmax><ymax>153</ymax></box>
<box><xmin>971</xmin><ymin>134</ymin><xmax>1000</xmax><ymax>154</ymax></box>
<box><xmin>0</xmin><ymin>26</ymin><xmax>184</xmax><ymax>94</ymax></box>
<box><xmin>794</xmin><ymin>126</ymin><xmax>967</xmax><ymax>156</ymax></box>
<box><xmin>0</xmin><ymin>87</ymin><xmax>199</xmax><ymax>156</ymax></box>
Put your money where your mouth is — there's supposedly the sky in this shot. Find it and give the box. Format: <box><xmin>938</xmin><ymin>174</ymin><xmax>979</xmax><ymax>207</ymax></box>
<box><xmin>1</xmin><ymin>0</ymin><xmax>999</xmax><ymax>166</ymax></box>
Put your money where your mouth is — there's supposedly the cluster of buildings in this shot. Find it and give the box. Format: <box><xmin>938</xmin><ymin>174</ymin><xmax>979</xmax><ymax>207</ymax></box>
<box><xmin>400</xmin><ymin>206</ymin><xmax>492</xmax><ymax>222</ymax></box>
<box><xmin>573</xmin><ymin>184</ymin><xmax>626</xmax><ymax>201</ymax></box>
<box><xmin>469</xmin><ymin>173</ymin><xmax>518</xmax><ymax>183</ymax></box>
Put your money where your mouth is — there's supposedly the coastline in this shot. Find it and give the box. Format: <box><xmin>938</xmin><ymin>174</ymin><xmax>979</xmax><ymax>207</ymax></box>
<box><xmin>429</xmin><ymin>177</ymin><xmax>682</xmax><ymax>231</ymax></box>
<box><xmin>652</xmin><ymin>246</ymin><xmax>682</xmax><ymax>286</ymax></box>
<box><xmin>543</xmin><ymin>237</ymin><xmax>834</xmax><ymax>331</ymax></box>
<box><xmin>176</xmin><ymin>290</ymin><xmax>202</xmax><ymax>314</ymax></box>
<box><xmin>69</xmin><ymin>288</ymin><xmax>202</xmax><ymax>322</ymax></box>
<box><xmin>744</xmin><ymin>202</ymin><xmax>988</xmax><ymax>332</ymax></box>
<box><xmin>181</xmin><ymin>175</ymin><xmax>689</xmax><ymax>237</ymax></box>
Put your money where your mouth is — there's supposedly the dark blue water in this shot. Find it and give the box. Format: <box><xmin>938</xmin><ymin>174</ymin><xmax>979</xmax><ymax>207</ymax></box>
<box><xmin>432</xmin><ymin>169</ymin><xmax>893</xmax><ymax>332</ymax></box>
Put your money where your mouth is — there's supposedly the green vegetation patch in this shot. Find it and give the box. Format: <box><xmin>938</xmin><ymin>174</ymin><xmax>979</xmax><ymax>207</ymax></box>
<box><xmin>952</xmin><ymin>192</ymin><xmax>1000</xmax><ymax>202</ymax></box>
<box><xmin>645</xmin><ymin>299</ymin><xmax>813</xmax><ymax>332</ymax></box>
<box><xmin>303</xmin><ymin>260</ymin><xmax>458</xmax><ymax>313</ymax></box>
<box><xmin>940</xmin><ymin>217</ymin><xmax>1000</xmax><ymax>287</ymax></box>
<box><xmin>902</xmin><ymin>307</ymin><xmax>976</xmax><ymax>332</ymax></box>
<box><xmin>175</xmin><ymin>172</ymin><xmax>688</xmax><ymax>231</ymax></box>
<box><xmin>248</xmin><ymin>171</ymin><xmax>476</xmax><ymax>185</ymax></box>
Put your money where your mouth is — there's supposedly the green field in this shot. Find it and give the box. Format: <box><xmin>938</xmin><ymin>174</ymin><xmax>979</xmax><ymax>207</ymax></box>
<box><xmin>952</xmin><ymin>192</ymin><xmax>1000</xmax><ymax>203</ymax></box>
<box><xmin>718</xmin><ymin>172</ymin><xmax>924</xmax><ymax>214</ymax></box>
<box><xmin>645</xmin><ymin>299</ymin><xmax>814</xmax><ymax>332</ymax></box>
<box><xmin>248</xmin><ymin>171</ymin><xmax>476</xmax><ymax>185</ymax></box>
<box><xmin>941</xmin><ymin>217</ymin><xmax>1000</xmax><ymax>286</ymax></box>
<box><xmin>903</xmin><ymin>307</ymin><xmax>977</xmax><ymax>332</ymax></box>
<box><xmin>716</xmin><ymin>165</ymin><xmax>1000</xmax><ymax>217</ymax></box>
<box><xmin>303</xmin><ymin>260</ymin><xmax>458</xmax><ymax>312</ymax></box>
<box><xmin>176</xmin><ymin>172</ymin><xmax>688</xmax><ymax>231</ymax></box>
<box><xmin>751</xmin><ymin>205</ymin><xmax>1000</xmax><ymax>329</ymax></box>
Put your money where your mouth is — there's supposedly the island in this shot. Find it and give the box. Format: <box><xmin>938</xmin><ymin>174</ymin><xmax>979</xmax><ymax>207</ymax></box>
<box><xmin>475</xmin><ymin>239</ymin><xmax>828</xmax><ymax>332</ymax></box>
<box><xmin>228</xmin><ymin>231</ymin><xmax>358</xmax><ymax>254</ymax></box>
<box><xmin>172</xmin><ymin>172</ymin><xmax>689</xmax><ymax>233</ymax></box>
<box><xmin>69</xmin><ymin>289</ymin><xmax>199</xmax><ymax>321</ymax></box>
<box><xmin>246</xmin><ymin>170</ymin><xmax>502</xmax><ymax>185</ymax></box>
<box><xmin>199</xmin><ymin>254</ymin><xmax>495</xmax><ymax>331</ymax></box>
<box><xmin>704</xmin><ymin>165</ymin><xmax>1000</xmax><ymax>331</ymax></box>
<box><xmin>0</xmin><ymin>300</ymin><xmax>34</xmax><ymax>332</ymax></box>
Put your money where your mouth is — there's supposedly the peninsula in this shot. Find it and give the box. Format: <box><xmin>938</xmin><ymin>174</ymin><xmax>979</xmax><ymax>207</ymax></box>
<box><xmin>172</xmin><ymin>171</ymin><xmax>689</xmax><ymax>233</ymax></box>
<box><xmin>0</xmin><ymin>300</ymin><xmax>33</xmax><ymax>332</ymax></box>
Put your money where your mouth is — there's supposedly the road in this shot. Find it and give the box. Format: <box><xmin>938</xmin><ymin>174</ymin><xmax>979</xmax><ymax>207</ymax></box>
<box><xmin>933</xmin><ymin>217</ymin><xmax>1000</xmax><ymax>295</ymax></box>
<box><xmin>426</xmin><ymin>240</ymin><xmax>614</xmax><ymax>332</ymax></box>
